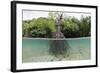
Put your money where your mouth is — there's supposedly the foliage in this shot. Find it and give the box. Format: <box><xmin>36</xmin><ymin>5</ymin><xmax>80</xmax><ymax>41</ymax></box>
<box><xmin>22</xmin><ymin>12</ymin><xmax>91</xmax><ymax>38</ymax></box>
<box><xmin>23</xmin><ymin>17</ymin><xmax>56</xmax><ymax>38</ymax></box>
<box><xmin>61</xmin><ymin>16</ymin><xmax>91</xmax><ymax>38</ymax></box>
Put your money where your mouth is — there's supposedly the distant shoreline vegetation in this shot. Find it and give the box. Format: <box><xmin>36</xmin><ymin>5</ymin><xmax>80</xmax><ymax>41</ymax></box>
<box><xmin>22</xmin><ymin>12</ymin><xmax>91</xmax><ymax>38</ymax></box>
<box><xmin>22</xmin><ymin>37</ymin><xmax>90</xmax><ymax>40</ymax></box>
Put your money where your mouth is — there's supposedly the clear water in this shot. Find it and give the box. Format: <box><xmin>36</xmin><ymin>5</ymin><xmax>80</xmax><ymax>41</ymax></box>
<box><xmin>22</xmin><ymin>37</ymin><xmax>91</xmax><ymax>63</ymax></box>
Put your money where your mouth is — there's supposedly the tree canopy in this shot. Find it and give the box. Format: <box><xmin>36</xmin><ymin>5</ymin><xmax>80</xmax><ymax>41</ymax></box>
<box><xmin>22</xmin><ymin>12</ymin><xmax>91</xmax><ymax>38</ymax></box>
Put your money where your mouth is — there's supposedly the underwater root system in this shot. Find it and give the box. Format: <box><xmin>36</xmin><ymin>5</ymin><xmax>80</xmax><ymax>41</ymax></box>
<box><xmin>49</xmin><ymin>40</ymin><xmax>71</xmax><ymax>59</ymax></box>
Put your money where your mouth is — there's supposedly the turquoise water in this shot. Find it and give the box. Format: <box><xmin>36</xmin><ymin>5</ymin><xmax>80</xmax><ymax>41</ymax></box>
<box><xmin>66</xmin><ymin>38</ymin><xmax>91</xmax><ymax>49</ymax></box>
<box><xmin>22</xmin><ymin>37</ymin><xmax>91</xmax><ymax>63</ymax></box>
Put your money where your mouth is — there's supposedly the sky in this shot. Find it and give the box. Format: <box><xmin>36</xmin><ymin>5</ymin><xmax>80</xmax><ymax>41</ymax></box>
<box><xmin>23</xmin><ymin>10</ymin><xmax>91</xmax><ymax>20</ymax></box>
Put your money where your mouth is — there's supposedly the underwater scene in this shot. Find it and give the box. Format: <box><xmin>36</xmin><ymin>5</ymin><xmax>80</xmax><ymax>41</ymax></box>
<box><xmin>22</xmin><ymin>37</ymin><xmax>91</xmax><ymax>63</ymax></box>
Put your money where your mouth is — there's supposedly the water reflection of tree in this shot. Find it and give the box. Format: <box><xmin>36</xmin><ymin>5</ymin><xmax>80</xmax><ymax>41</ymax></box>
<box><xmin>49</xmin><ymin>12</ymin><xmax>71</xmax><ymax>60</ymax></box>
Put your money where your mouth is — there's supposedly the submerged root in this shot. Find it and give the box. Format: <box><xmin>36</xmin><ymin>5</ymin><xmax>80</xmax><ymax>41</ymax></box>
<box><xmin>49</xmin><ymin>40</ymin><xmax>71</xmax><ymax>60</ymax></box>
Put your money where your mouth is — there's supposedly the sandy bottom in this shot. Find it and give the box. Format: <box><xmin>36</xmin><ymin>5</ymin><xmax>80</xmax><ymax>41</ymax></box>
<box><xmin>23</xmin><ymin>48</ymin><xmax>91</xmax><ymax>63</ymax></box>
